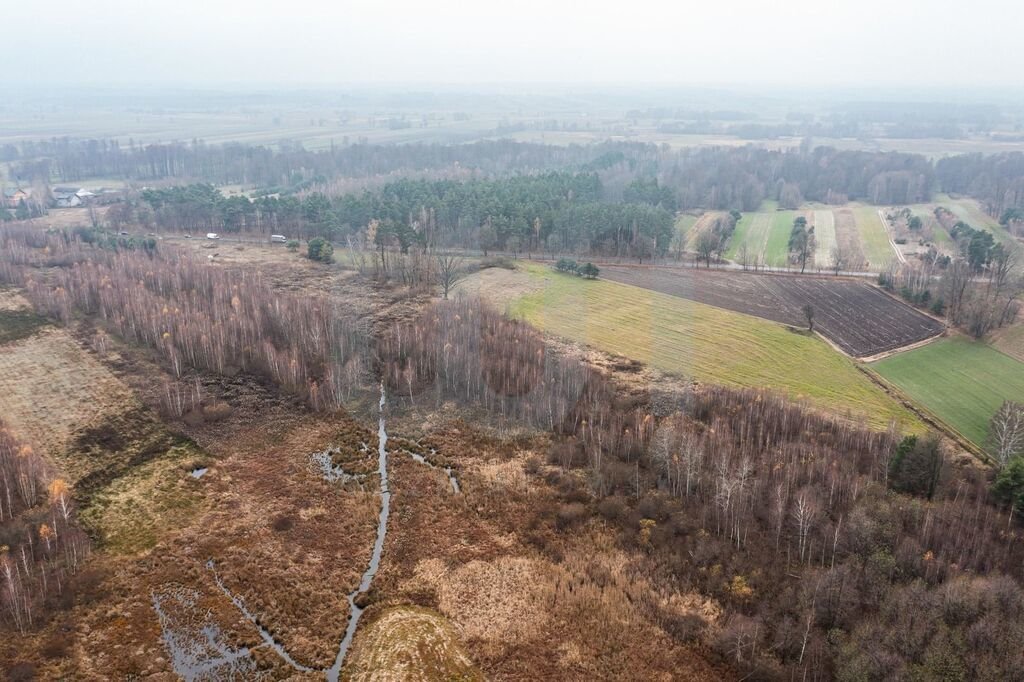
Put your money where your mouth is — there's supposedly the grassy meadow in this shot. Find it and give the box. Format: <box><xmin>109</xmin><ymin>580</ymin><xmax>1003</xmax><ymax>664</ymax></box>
<box><xmin>871</xmin><ymin>337</ymin><xmax>1024</xmax><ymax>447</ymax></box>
<box><xmin>508</xmin><ymin>263</ymin><xmax>921</xmax><ymax>431</ymax></box>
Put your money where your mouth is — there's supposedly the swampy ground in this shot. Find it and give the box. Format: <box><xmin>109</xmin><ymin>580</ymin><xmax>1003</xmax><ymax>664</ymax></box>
<box><xmin>1</xmin><ymin>255</ymin><xmax>729</xmax><ymax>680</ymax></box>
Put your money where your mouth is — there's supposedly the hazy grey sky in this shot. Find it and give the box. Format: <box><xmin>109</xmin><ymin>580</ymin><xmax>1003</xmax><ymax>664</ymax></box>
<box><xmin>4</xmin><ymin>0</ymin><xmax>1022</xmax><ymax>88</ymax></box>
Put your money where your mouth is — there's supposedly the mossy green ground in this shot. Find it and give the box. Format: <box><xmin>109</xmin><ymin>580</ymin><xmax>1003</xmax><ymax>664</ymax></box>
<box><xmin>509</xmin><ymin>264</ymin><xmax>921</xmax><ymax>431</ymax></box>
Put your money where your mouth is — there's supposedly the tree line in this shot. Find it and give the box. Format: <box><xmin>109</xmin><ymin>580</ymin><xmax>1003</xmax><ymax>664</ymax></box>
<box><xmin>2</xmin><ymin>138</ymin><xmax>968</xmax><ymax>216</ymax></box>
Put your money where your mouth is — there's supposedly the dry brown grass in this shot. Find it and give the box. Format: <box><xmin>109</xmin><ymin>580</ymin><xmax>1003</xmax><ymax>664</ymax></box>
<box><xmin>344</xmin><ymin>606</ymin><xmax>481</xmax><ymax>682</ymax></box>
<box><xmin>0</xmin><ymin>327</ymin><xmax>138</xmax><ymax>473</ymax></box>
<box><xmin>413</xmin><ymin>555</ymin><xmax>556</xmax><ymax>644</ymax></box>
<box><xmin>453</xmin><ymin>264</ymin><xmax>544</xmax><ymax>309</ymax></box>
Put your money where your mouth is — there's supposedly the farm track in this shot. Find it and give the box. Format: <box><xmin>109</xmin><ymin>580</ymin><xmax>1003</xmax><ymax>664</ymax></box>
<box><xmin>878</xmin><ymin>208</ymin><xmax>907</xmax><ymax>265</ymax></box>
<box><xmin>598</xmin><ymin>266</ymin><xmax>944</xmax><ymax>357</ymax></box>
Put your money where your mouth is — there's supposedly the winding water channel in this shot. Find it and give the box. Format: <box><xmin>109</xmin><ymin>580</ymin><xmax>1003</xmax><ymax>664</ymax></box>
<box><xmin>325</xmin><ymin>382</ymin><xmax>391</xmax><ymax>681</ymax></box>
<box><xmin>163</xmin><ymin>381</ymin><xmax>461</xmax><ymax>679</ymax></box>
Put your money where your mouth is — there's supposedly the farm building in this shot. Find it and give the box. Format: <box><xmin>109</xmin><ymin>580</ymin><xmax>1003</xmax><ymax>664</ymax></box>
<box><xmin>53</xmin><ymin>189</ymin><xmax>82</xmax><ymax>207</ymax></box>
<box><xmin>52</xmin><ymin>187</ymin><xmax>96</xmax><ymax>208</ymax></box>
<box><xmin>2</xmin><ymin>187</ymin><xmax>31</xmax><ymax>208</ymax></box>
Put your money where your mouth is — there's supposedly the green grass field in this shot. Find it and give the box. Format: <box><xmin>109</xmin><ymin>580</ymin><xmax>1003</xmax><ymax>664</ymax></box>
<box><xmin>871</xmin><ymin>337</ymin><xmax>1024</xmax><ymax>446</ymax></box>
<box><xmin>940</xmin><ymin>197</ymin><xmax>1014</xmax><ymax>243</ymax></box>
<box><xmin>852</xmin><ymin>207</ymin><xmax>894</xmax><ymax>270</ymax></box>
<box><xmin>509</xmin><ymin>264</ymin><xmax>921</xmax><ymax>431</ymax></box>
<box><xmin>764</xmin><ymin>210</ymin><xmax>798</xmax><ymax>267</ymax></box>
<box><xmin>725</xmin><ymin>201</ymin><xmax>777</xmax><ymax>261</ymax></box>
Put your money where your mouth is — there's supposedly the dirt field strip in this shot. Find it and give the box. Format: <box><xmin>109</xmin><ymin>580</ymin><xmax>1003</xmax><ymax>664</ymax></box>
<box><xmin>597</xmin><ymin>265</ymin><xmax>944</xmax><ymax>358</ymax></box>
<box><xmin>812</xmin><ymin>210</ymin><xmax>836</xmax><ymax>268</ymax></box>
<box><xmin>833</xmin><ymin>209</ymin><xmax>867</xmax><ymax>271</ymax></box>
<box><xmin>878</xmin><ymin>208</ymin><xmax>907</xmax><ymax>264</ymax></box>
<box><xmin>685</xmin><ymin>211</ymin><xmax>727</xmax><ymax>250</ymax></box>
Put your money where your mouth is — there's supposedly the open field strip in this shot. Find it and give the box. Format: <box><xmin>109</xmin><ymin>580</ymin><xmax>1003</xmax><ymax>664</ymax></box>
<box><xmin>763</xmin><ymin>210</ymin><xmax>797</xmax><ymax>267</ymax></box>
<box><xmin>852</xmin><ymin>207</ymin><xmax>894</xmax><ymax>271</ymax></box>
<box><xmin>940</xmin><ymin>197</ymin><xmax>1015</xmax><ymax>243</ymax></box>
<box><xmin>991</xmin><ymin>322</ymin><xmax>1024</xmax><ymax>363</ymax></box>
<box><xmin>726</xmin><ymin>212</ymin><xmax>772</xmax><ymax>261</ymax></box>
<box><xmin>911</xmin><ymin>205</ymin><xmax>953</xmax><ymax>247</ymax></box>
<box><xmin>812</xmin><ymin>210</ymin><xmax>836</xmax><ymax>268</ymax></box>
<box><xmin>508</xmin><ymin>263</ymin><xmax>921</xmax><ymax>431</ymax></box>
<box><xmin>685</xmin><ymin>212</ymin><xmax>727</xmax><ymax>249</ymax></box>
<box><xmin>878</xmin><ymin>208</ymin><xmax>907</xmax><ymax>264</ymax></box>
<box><xmin>674</xmin><ymin>213</ymin><xmax>698</xmax><ymax>245</ymax></box>
<box><xmin>870</xmin><ymin>337</ymin><xmax>1024</xmax><ymax>447</ymax></box>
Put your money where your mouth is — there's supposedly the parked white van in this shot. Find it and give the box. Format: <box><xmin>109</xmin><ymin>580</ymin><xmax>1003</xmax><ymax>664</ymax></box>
<box><xmin>206</xmin><ymin>233</ymin><xmax>220</xmax><ymax>240</ymax></box>
<box><xmin>270</xmin><ymin>234</ymin><xmax>287</xmax><ymax>244</ymax></box>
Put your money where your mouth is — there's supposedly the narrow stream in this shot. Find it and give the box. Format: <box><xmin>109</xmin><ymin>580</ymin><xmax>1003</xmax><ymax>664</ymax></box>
<box><xmin>406</xmin><ymin>448</ymin><xmax>460</xmax><ymax>494</ymax></box>
<box><xmin>185</xmin><ymin>382</ymin><xmax>393</xmax><ymax>679</ymax></box>
<box><xmin>326</xmin><ymin>381</ymin><xmax>391</xmax><ymax>681</ymax></box>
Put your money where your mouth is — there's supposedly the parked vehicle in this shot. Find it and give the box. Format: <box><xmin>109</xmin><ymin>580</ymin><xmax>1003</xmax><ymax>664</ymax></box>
<box><xmin>206</xmin><ymin>233</ymin><xmax>220</xmax><ymax>240</ymax></box>
<box><xmin>270</xmin><ymin>234</ymin><xmax>287</xmax><ymax>244</ymax></box>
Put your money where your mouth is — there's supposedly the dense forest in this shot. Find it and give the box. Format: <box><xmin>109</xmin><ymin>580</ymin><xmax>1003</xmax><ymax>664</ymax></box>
<box><xmin>6</xmin><ymin>139</ymin><xmax>940</xmax><ymax>211</ymax></box>
<box><xmin>130</xmin><ymin>175</ymin><xmax>676</xmax><ymax>258</ymax></box>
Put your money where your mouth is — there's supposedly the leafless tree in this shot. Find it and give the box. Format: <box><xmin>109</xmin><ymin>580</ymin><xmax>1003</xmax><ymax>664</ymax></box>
<box><xmin>829</xmin><ymin>242</ymin><xmax>847</xmax><ymax>275</ymax></box>
<box><xmin>436</xmin><ymin>255</ymin><xmax>465</xmax><ymax>300</ymax></box>
<box><xmin>989</xmin><ymin>401</ymin><xmax>1024</xmax><ymax>468</ymax></box>
<box><xmin>737</xmin><ymin>240</ymin><xmax>751</xmax><ymax>270</ymax></box>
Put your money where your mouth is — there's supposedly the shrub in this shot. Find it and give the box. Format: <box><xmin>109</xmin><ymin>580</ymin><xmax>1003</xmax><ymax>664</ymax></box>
<box><xmin>555</xmin><ymin>258</ymin><xmax>578</xmax><ymax>274</ymax></box>
<box><xmin>286</xmin><ymin>239</ymin><xmax>299</xmax><ymax>251</ymax></box>
<box><xmin>307</xmin><ymin>237</ymin><xmax>326</xmax><ymax>260</ymax></box>
<box><xmin>578</xmin><ymin>262</ymin><xmax>600</xmax><ymax>279</ymax></box>
<box><xmin>555</xmin><ymin>503</ymin><xmax>588</xmax><ymax>530</ymax></box>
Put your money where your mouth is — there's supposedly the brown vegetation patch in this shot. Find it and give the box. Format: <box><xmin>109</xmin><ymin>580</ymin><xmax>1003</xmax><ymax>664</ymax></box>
<box><xmin>453</xmin><ymin>264</ymin><xmax>544</xmax><ymax>309</ymax></box>
<box><xmin>344</xmin><ymin>606</ymin><xmax>481</xmax><ymax>682</ymax></box>
<box><xmin>0</xmin><ymin>327</ymin><xmax>139</xmax><ymax>465</ymax></box>
<box><xmin>833</xmin><ymin>208</ymin><xmax>867</xmax><ymax>270</ymax></box>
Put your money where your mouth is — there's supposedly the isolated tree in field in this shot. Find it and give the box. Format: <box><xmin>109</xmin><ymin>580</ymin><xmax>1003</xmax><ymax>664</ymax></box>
<box><xmin>989</xmin><ymin>401</ymin><xmax>1024</xmax><ymax>468</ymax></box>
<box><xmin>802</xmin><ymin>304</ymin><xmax>815</xmax><ymax>333</ymax></box>
<box><xmin>436</xmin><ymin>254</ymin><xmax>464</xmax><ymax>300</ymax></box>
<box><xmin>829</xmin><ymin>242</ymin><xmax>847</xmax><ymax>275</ymax></box>
<box><xmin>788</xmin><ymin>216</ymin><xmax>815</xmax><ymax>273</ymax></box>
<box><xmin>696</xmin><ymin>229</ymin><xmax>718</xmax><ymax>268</ymax></box>
<box><xmin>737</xmin><ymin>240</ymin><xmax>752</xmax><ymax>270</ymax></box>
<box><xmin>307</xmin><ymin>237</ymin><xmax>326</xmax><ymax>261</ymax></box>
